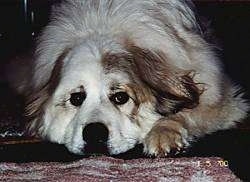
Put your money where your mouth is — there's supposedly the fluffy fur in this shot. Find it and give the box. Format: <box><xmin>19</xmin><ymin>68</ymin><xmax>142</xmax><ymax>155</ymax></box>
<box><xmin>9</xmin><ymin>0</ymin><xmax>248</xmax><ymax>156</ymax></box>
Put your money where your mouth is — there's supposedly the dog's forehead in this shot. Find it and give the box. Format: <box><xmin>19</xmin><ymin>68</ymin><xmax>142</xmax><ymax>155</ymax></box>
<box><xmin>59</xmin><ymin>46</ymin><xmax>131</xmax><ymax>90</ymax></box>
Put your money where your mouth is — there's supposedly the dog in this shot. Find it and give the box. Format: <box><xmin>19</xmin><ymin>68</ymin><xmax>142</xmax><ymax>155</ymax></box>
<box><xmin>7</xmin><ymin>0</ymin><xmax>248</xmax><ymax>156</ymax></box>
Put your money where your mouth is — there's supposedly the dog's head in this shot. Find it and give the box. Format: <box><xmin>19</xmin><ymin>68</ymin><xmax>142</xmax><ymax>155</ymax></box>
<box><xmin>25</xmin><ymin>41</ymin><xmax>201</xmax><ymax>155</ymax></box>
<box><xmin>24</xmin><ymin>0</ymin><xmax>204</xmax><ymax>155</ymax></box>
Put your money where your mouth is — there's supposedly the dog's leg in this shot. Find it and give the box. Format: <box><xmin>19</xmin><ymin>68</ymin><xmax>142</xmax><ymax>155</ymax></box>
<box><xmin>143</xmin><ymin>117</ymin><xmax>189</xmax><ymax>157</ymax></box>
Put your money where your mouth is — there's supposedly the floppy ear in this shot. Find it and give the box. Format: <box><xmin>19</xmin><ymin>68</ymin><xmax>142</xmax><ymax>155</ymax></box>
<box><xmin>128</xmin><ymin>46</ymin><xmax>203</xmax><ymax>115</ymax></box>
<box><xmin>24</xmin><ymin>50</ymin><xmax>66</xmax><ymax>135</ymax></box>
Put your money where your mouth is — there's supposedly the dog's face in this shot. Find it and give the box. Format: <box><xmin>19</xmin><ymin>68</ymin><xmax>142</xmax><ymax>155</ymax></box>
<box><xmin>27</xmin><ymin>42</ymin><xmax>164</xmax><ymax>155</ymax></box>
<box><xmin>56</xmin><ymin>49</ymin><xmax>161</xmax><ymax>155</ymax></box>
<box><xmin>25</xmin><ymin>40</ymin><xmax>200</xmax><ymax>155</ymax></box>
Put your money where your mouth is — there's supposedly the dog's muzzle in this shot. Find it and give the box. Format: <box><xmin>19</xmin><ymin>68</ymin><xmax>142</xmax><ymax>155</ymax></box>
<box><xmin>82</xmin><ymin>122</ymin><xmax>109</xmax><ymax>154</ymax></box>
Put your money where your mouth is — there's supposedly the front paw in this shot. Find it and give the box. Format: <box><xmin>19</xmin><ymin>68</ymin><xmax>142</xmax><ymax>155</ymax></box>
<box><xmin>143</xmin><ymin>122</ymin><xmax>189</xmax><ymax>157</ymax></box>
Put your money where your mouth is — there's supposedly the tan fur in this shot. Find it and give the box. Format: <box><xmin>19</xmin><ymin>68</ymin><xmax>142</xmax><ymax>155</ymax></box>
<box><xmin>144</xmin><ymin>118</ymin><xmax>188</xmax><ymax>156</ymax></box>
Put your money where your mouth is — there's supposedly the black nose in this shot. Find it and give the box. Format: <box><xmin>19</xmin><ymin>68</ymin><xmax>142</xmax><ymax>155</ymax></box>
<box><xmin>82</xmin><ymin>122</ymin><xmax>109</xmax><ymax>144</ymax></box>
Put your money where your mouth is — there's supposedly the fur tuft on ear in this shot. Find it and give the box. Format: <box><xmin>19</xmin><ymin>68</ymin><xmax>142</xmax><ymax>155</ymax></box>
<box><xmin>128</xmin><ymin>45</ymin><xmax>204</xmax><ymax>115</ymax></box>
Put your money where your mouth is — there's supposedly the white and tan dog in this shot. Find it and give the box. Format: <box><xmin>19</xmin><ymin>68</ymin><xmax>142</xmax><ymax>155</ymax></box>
<box><xmin>9</xmin><ymin>0</ymin><xmax>248</xmax><ymax>156</ymax></box>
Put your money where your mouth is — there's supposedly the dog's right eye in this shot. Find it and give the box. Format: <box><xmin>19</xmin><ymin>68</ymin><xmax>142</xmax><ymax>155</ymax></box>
<box><xmin>70</xmin><ymin>92</ymin><xmax>86</xmax><ymax>106</ymax></box>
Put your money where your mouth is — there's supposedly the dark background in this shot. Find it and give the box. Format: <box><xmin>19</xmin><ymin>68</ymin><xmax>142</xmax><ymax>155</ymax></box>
<box><xmin>0</xmin><ymin>0</ymin><xmax>250</xmax><ymax>181</ymax></box>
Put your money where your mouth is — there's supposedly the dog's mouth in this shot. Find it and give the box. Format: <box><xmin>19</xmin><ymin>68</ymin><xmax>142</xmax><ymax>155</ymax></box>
<box><xmin>84</xmin><ymin>142</ymin><xmax>109</xmax><ymax>155</ymax></box>
<box><xmin>81</xmin><ymin>122</ymin><xmax>142</xmax><ymax>157</ymax></box>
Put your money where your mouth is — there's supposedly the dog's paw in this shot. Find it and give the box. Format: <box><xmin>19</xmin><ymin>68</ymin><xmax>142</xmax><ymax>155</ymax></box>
<box><xmin>143</xmin><ymin>123</ymin><xmax>189</xmax><ymax>157</ymax></box>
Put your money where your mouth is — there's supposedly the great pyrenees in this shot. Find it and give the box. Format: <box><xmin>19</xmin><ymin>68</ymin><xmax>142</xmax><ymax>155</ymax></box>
<box><xmin>7</xmin><ymin>0</ymin><xmax>248</xmax><ymax>156</ymax></box>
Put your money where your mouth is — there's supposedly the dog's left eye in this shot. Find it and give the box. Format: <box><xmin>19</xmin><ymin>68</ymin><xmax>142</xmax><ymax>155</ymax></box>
<box><xmin>70</xmin><ymin>92</ymin><xmax>86</xmax><ymax>106</ymax></box>
<box><xmin>110</xmin><ymin>92</ymin><xmax>129</xmax><ymax>105</ymax></box>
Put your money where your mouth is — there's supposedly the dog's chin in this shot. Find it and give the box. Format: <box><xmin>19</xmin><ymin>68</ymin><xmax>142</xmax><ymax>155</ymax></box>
<box><xmin>65</xmin><ymin>140</ymin><xmax>138</xmax><ymax>156</ymax></box>
<box><xmin>107</xmin><ymin>140</ymin><xmax>139</xmax><ymax>155</ymax></box>
<box><xmin>65</xmin><ymin>141</ymin><xmax>86</xmax><ymax>155</ymax></box>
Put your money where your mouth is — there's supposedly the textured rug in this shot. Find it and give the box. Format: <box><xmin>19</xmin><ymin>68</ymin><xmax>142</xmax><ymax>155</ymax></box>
<box><xmin>0</xmin><ymin>156</ymin><xmax>240</xmax><ymax>182</ymax></box>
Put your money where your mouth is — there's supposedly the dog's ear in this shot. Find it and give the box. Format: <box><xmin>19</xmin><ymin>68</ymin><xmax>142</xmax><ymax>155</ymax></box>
<box><xmin>24</xmin><ymin>50</ymin><xmax>66</xmax><ymax>135</ymax></box>
<box><xmin>128</xmin><ymin>46</ymin><xmax>203</xmax><ymax>115</ymax></box>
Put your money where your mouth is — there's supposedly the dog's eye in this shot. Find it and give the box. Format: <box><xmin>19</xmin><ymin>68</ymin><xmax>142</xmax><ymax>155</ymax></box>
<box><xmin>110</xmin><ymin>92</ymin><xmax>129</xmax><ymax>105</ymax></box>
<box><xmin>70</xmin><ymin>92</ymin><xmax>86</xmax><ymax>106</ymax></box>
